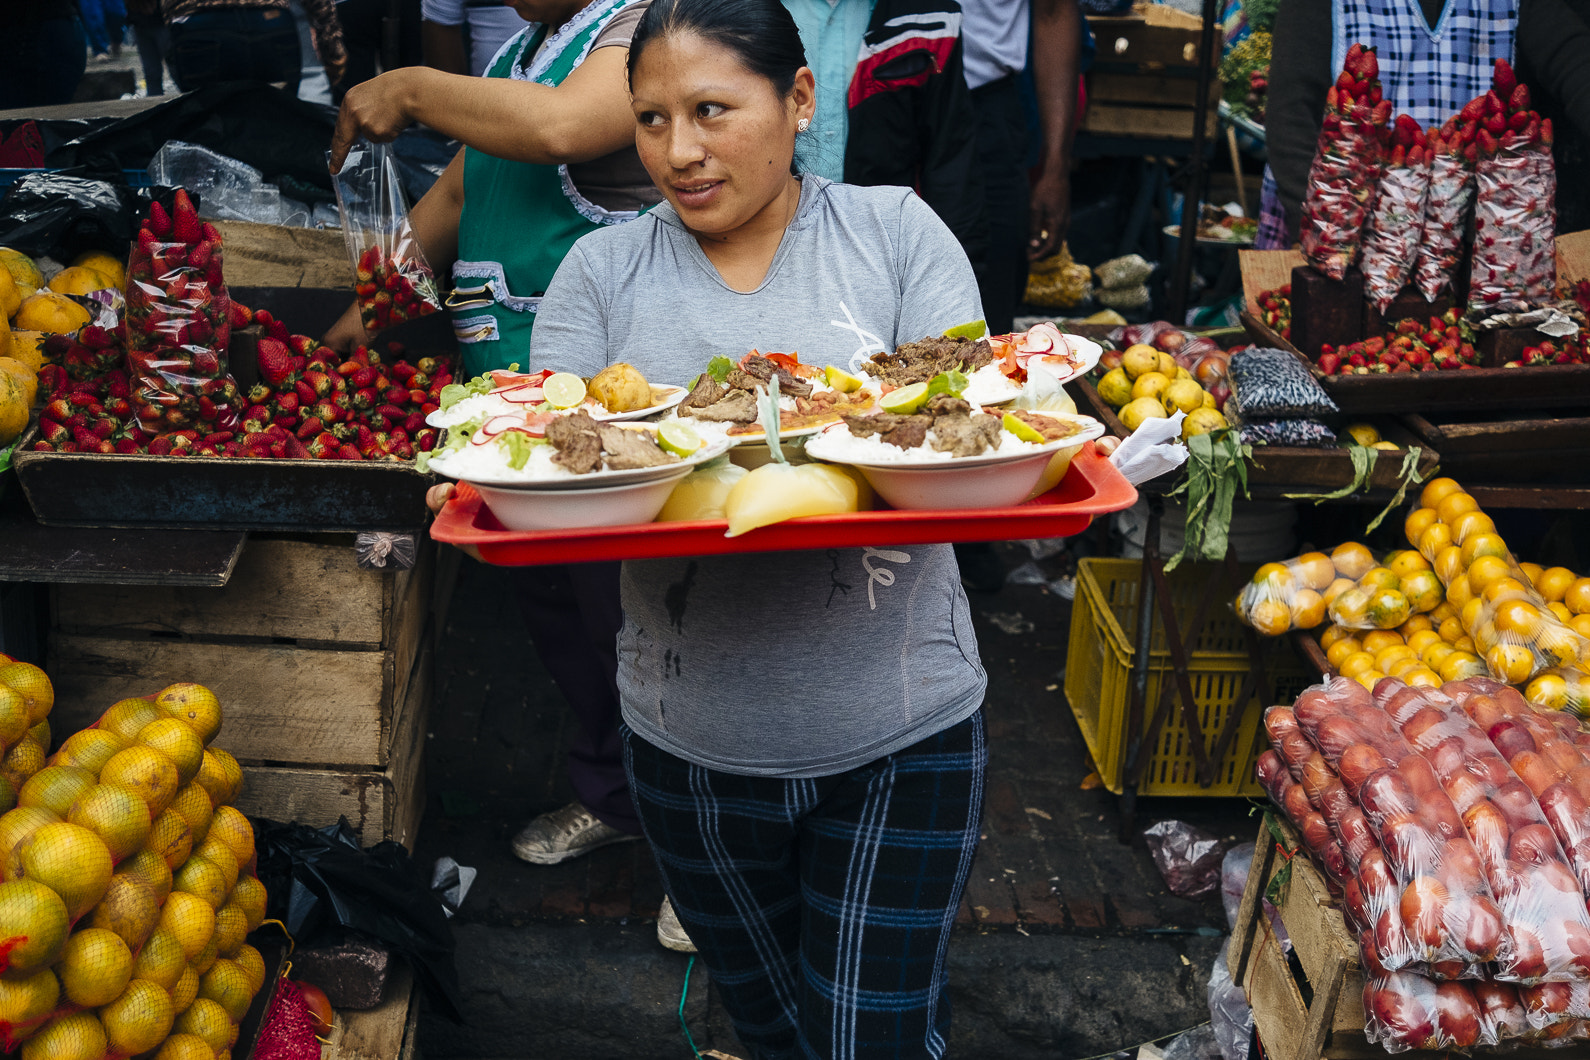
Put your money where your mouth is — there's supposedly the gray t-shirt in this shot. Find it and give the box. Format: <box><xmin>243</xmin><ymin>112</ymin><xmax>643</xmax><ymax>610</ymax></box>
<box><xmin>531</xmin><ymin>177</ymin><xmax>988</xmax><ymax>778</ymax></box>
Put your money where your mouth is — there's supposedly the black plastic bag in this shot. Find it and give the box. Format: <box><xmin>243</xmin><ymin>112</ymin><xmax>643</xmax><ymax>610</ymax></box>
<box><xmin>253</xmin><ymin>817</ymin><xmax>463</xmax><ymax>1021</ymax></box>
<box><xmin>0</xmin><ymin>170</ymin><xmax>173</xmax><ymax>261</ymax></box>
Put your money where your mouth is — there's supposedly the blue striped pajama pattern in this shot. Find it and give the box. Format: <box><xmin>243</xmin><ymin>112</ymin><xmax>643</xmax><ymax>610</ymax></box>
<box><xmin>622</xmin><ymin>710</ymin><xmax>987</xmax><ymax>1060</ymax></box>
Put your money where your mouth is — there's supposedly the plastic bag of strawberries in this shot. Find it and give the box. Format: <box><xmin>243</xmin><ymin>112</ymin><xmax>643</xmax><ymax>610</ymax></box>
<box><xmin>1469</xmin><ymin>61</ymin><xmax>1558</xmax><ymax>315</ymax></box>
<box><xmin>1412</xmin><ymin>114</ymin><xmax>1479</xmax><ymax>303</ymax></box>
<box><xmin>329</xmin><ymin>141</ymin><xmax>443</xmax><ymax>333</ymax></box>
<box><xmin>1361</xmin><ymin>116</ymin><xmax>1433</xmax><ymax>312</ymax></box>
<box><xmin>1300</xmin><ymin>44</ymin><xmax>1393</xmax><ymax>280</ymax></box>
<box><xmin>124</xmin><ymin>189</ymin><xmax>243</xmax><ymax>435</ymax></box>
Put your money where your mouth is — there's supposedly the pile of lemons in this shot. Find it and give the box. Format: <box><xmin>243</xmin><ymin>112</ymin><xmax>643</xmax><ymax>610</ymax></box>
<box><xmin>0</xmin><ymin>681</ymin><xmax>270</xmax><ymax>1060</ymax></box>
<box><xmin>1094</xmin><ymin>344</ymin><xmax>1228</xmax><ymax>440</ymax></box>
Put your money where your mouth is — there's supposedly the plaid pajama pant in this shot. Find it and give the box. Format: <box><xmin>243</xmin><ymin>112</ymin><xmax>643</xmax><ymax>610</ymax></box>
<box><xmin>622</xmin><ymin>709</ymin><xmax>987</xmax><ymax>1060</ymax></box>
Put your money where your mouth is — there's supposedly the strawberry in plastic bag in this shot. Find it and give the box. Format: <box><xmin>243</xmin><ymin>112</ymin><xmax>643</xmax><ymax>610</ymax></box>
<box><xmin>124</xmin><ymin>189</ymin><xmax>240</xmax><ymax>434</ymax></box>
<box><xmin>1470</xmin><ymin>60</ymin><xmax>1558</xmax><ymax>314</ymax></box>
<box><xmin>331</xmin><ymin>141</ymin><xmax>442</xmax><ymax>333</ymax></box>
<box><xmin>1362</xmin><ymin>116</ymin><xmax>1432</xmax><ymax>312</ymax></box>
<box><xmin>1301</xmin><ymin>44</ymin><xmax>1393</xmax><ymax>280</ymax></box>
<box><xmin>1413</xmin><ymin>112</ymin><xmax>1479</xmax><ymax>302</ymax></box>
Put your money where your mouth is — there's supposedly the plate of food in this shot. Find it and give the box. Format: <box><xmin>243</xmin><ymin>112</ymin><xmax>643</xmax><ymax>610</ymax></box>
<box><xmin>853</xmin><ymin>322</ymin><xmax>1102</xmax><ymax>405</ymax></box>
<box><xmin>665</xmin><ymin>350</ymin><xmax>881</xmax><ymax>444</ymax></box>
<box><xmin>428</xmin><ymin>364</ymin><xmax>688</xmax><ymax>430</ymax></box>
<box><xmin>804</xmin><ymin>392</ymin><xmax>1104</xmax><ymax>510</ymax></box>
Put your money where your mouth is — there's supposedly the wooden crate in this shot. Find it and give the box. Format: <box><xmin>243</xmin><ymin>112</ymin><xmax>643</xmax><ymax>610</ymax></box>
<box><xmin>1229</xmin><ymin>818</ymin><xmax>1568</xmax><ymax>1060</ymax></box>
<box><xmin>1083</xmin><ymin>6</ymin><xmax>1217</xmax><ymax>141</ymax></box>
<box><xmin>46</xmin><ymin>535</ymin><xmax>437</xmax><ymax>847</ymax></box>
<box><xmin>324</xmin><ymin>960</ymin><xmax>421</xmax><ymax>1060</ymax></box>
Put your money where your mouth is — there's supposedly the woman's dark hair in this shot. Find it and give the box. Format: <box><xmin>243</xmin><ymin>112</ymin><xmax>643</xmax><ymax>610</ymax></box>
<box><xmin>627</xmin><ymin>0</ymin><xmax>807</xmax><ymax>97</ymax></box>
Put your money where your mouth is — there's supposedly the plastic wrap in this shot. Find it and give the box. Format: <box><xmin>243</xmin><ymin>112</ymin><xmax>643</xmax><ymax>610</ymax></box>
<box><xmin>1293</xmin><ymin>677</ymin><xmax>1505</xmax><ymax>969</ymax></box>
<box><xmin>1207</xmin><ymin>940</ymin><xmax>1252</xmax><ymax>1060</ymax></box>
<box><xmin>1256</xmin><ymin>749</ymin><xmax>1353</xmax><ymax>889</ymax></box>
<box><xmin>1363</xmin><ymin>972</ymin><xmax>1483</xmax><ymax>1052</ymax></box>
<box><xmin>330</xmin><ymin>141</ymin><xmax>442</xmax><ymax>333</ymax></box>
<box><xmin>1233</xmin><ymin>418</ymin><xmax>1337</xmax><ymax>448</ymax></box>
<box><xmin>1382</xmin><ymin>680</ymin><xmax>1590</xmax><ymax>983</ymax></box>
<box><xmin>124</xmin><ymin>189</ymin><xmax>239</xmax><ymax>435</ymax></box>
<box><xmin>1300</xmin><ymin>44</ymin><xmax>1391</xmax><ymax>279</ymax></box>
<box><xmin>1469</xmin><ymin>73</ymin><xmax>1557</xmax><ymax>313</ymax></box>
<box><xmin>1413</xmin><ymin>117</ymin><xmax>1478</xmax><ymax>303</ymax></box>
<box><xmin>1361</xmin><ymin>117</ymin><xmax>1432</xmax><ymax>312</ymax></box>
<box><xmin>1143</xmin><ymin>820</ymin><xmax>1225</xmax><ymax>898</ymax></box>
<box><xmin>1226</xmin><ymin>348</ymin><xmax>1339</xmax><ymax>419</ymax></box>
<box><xmin>1525</xmin><ymin>667</ymin><xmax>1590</xmax><ymax>717</ymax></box>
<box><xmin>1221</xmin><ymin>842</ymin><xmax>1255</xmax><ymax>929</ymax></box>
<box><xmin>1475</xmin><ymin>979</ymin><xmax>1534</xmax><ymax>1044</ymax></box>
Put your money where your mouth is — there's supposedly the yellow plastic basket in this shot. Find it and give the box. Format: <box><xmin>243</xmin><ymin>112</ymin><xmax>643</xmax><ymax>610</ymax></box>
<box><xmin>1065</xmin><ymin>558</ymin><xmax>1314</xmax><ymax>797</ymax></box>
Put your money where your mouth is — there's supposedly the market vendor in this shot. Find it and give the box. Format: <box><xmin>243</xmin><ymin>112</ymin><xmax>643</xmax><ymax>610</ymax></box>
<box><xmin>325</xmin><ymin>0</ymin><xmax>663</xmax><ymax>892</ymax></box>
<box><xmin>1260</xmin><ymin>0</ymin><xmax>1590</xmax><ymax>244</ymax></box>
<box><xmin>533</xmin><ymin>1</ymin><xmax>986</xmax><ymax>1053</ymax></box>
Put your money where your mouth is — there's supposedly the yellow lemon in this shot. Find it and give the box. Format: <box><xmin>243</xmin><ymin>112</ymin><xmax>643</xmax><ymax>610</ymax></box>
<box><xmin>1096</xmin><ymin>367</ymin><xmax>1133</xmax><ymax>408</ymax></box>
<box><xmin>1130</xmin><ymin>371</ymin><xmax>1171</xmax><ymax>403</ymax></box>
<box><xmin>70</xmin><ymin>250</ymin><xmax>126</xmax><ymax>289</ymax></box>
<box><xmin>57</xmin><ymin>928</ymin><xmax>133</xmax><ymax>1008</ymax></box>
<box><xmin>20</xmin><ymin>1011</ymin><xmax>106</xmax><ymax>1060</ymax></box>
<box><xmin>100</xmin><ymin>978</ymin><xmax>175</xmax><ymax>1057</ymax></box>
<box><xmin>1118</xmin><ymin>396</ymin><xmax>1167</xmax><ymax>432</ymax></box>
<box><xmin>12</xmin><ymin>293</ymin><xmax>90</xmax><ymax>334</ymax></box>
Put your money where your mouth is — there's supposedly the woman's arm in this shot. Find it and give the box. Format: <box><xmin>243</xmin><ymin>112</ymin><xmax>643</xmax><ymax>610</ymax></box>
<box><xmin>329</xmin><ymin>47</ymin><xmax>638</xmax><ymax>172</ymax></box>
<box><xmin>323</xmin><ymin>148</ymin><xmax>468</xmax><ymax>351</ymax></box>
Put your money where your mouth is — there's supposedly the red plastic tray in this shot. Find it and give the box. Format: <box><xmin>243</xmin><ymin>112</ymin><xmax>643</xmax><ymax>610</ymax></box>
<box><xmin>429</xmin><ymin>441</ymin><xmax>1137</xmax><ymax>566</ymax></box>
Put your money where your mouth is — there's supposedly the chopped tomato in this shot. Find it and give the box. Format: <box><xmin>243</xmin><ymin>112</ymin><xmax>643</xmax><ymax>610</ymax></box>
<box><xmin>489</xmin><ymin>368</ymin><xmax>552</xmax><ymax>390</ymax></box>
<box><xmin>744</xmin><ymin>350</ymin><xmax>823</xmax><ymax>379</ymax></box>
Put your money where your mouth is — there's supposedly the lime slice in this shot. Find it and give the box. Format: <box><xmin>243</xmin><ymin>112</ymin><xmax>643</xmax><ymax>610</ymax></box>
<box><xmin>543</xmin><ymin>372</ymin><xmax>588</xmax><ymax>409</ymax></box>
<box><xmin>1002</xmin><ymin>412</ymin><xmax>1045</xmax><ymax>443</ymax></box>
<box><xmin>825</xmin><ymin>365</ymin><xmax>864</xmax><ymax>393</ymax></box>
<box><xmin>942</xmin><ymin>319</ymin><xmax>988</xmax><ymax>340</ymax></box>
<box><xmin>879</xmin><ymin>381</ymin><xmax>929</xmax><ymax>415</ymax></box>
<box><xmin>657</xmin><ymin>419</ymin><xmax>703</xmax><ymax>457</ymax></box>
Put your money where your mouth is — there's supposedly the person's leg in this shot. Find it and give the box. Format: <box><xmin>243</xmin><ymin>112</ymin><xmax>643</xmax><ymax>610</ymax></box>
<box><xmin>624</xmin><ymin>727</ymin><xmax>805</xmax><ymax>1060</ymax></box>
<box><xmin>969</xmin><ymin>78</ymin><xmax>1032</xmax><ymax>337</ymax></box>
<box><xmin>132</xmin><ymin>19</ymin><xmax>166</xmax><ymax>95</ymax></box>
<box><xmin>78</xmin><ymin>0</ymin><xmax>111</xmax><ymax>55</ymax></box>
<box><xmin>796</xmin><ymin>709</ymin><xmax>987</xmax><ymax>1059</ymax></box>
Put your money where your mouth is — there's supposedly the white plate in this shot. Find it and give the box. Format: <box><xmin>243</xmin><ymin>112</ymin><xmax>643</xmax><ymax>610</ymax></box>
<box><xmin>804</xmin><ymin>415</ymin><xmax>1104</xmax><ymax>470</ymax></box>
<box><xmin>432</xmin><ymin>431</ymin><xmax>734</xmax><ymax>491</ymax></box>
<box><xmin>589</xmin><ymin>385</ymin><xmax>689</xmax><ymax>422</ymax></box>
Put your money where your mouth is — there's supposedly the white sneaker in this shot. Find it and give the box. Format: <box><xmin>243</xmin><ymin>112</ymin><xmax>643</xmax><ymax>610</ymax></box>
<box><xmin>510</xmin><ymin>802</ymin><xmax>640</xmax><ymax>865</ymax></box>
<box><xmin>657</xmin><ymin>896</ymin><xmax>698</xmax><ymax>953</ymax></box>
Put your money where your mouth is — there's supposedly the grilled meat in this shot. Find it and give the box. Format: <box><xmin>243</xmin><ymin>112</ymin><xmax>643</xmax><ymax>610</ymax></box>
<box><xmin>547</xmin><ymin>411</ymin><xmax>603</xmax><ymax>473</ymax></box>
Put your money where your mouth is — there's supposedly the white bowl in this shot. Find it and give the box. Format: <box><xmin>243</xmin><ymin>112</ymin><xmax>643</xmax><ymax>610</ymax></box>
<box><xmin>852</xmin><ymin>450</ymin><xmax>1059</xmax><ymax>510</ymax></box>
<box><xmin>471</xmin><ymin>467</ymin><xmax>694</xmax><ymax>530</ymax></box>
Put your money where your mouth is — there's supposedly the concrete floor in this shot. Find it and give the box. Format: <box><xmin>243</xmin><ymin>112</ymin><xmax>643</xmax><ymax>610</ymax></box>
<box><xmin>411</xmin><ymin>543</ymin><xmax>1258</xmax><ymax>1059</ymax></box>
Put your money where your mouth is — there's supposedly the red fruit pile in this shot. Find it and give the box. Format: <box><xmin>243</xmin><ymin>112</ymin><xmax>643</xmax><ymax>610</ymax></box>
<box><xmin>29</xmin><ymin>307</ymin><xmax>450</xmax><ymax>461</ymax></box>
<box><xmin>43</xmin><ymin>323</ymin><xmax>124</xmax><ymax>380</ymax></box>
<box><xmin>1301</xmin><ymin>43</ymin><xmax>1394</xmax><ymax>280</ymax></box>
<box><xmin>1260</xmin><ymin>675</ymin><xmax>1590</xmax><ymax>1051</ymax></box>
<box><xmin>355</xmin><ymin>243</ymin><xmax>440</xmax><ymax>332</ymax></box>
<box><xmin>1361</xmin><ymin>116</ymin><xmax>1432</xmax><ymax>312</ymax></box>
<box><xmin>1315</xmin><ymin>313</ymin><xmax>1479</xmax><ymax>375</ymax></box>
<box><xmin>125</xmin><ymin>189</ymin><xmax>240</xmax><ymax>433</ymax></box>
<box><xmin>1470</xmin><ymin>59</ymin><xmax>1557</xmax><ymax>312</ymax></box>
<box><xmin>1256</xmin><ymin>285</ymin><xmax>1291</xmax><ymax>340</ymax></box>
<box><xmin>1412</xmin><ymin>115</ymin><xmax>1481</xmax><ymax>302</ymax></box>
<box><xmin>1505</xmin><ymin>337</ymin><xmax>1589</xmax><ymax>368</ymax></box>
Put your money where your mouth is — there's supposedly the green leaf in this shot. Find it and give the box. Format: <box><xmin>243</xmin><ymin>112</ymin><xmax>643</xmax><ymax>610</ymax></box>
<box><xmin>706</xmin><ymin>356</ymin><xmax>733</xmax><ymax>384</ymax></box>
<box><xmin>1164</xmin><ymin>429</ymin><xmax>1251</xmax><ymax>571</ymax></box>
<box><xmin>497</xmin><ymin>430</ymin><xmax>543</xmax><ymax>471</ymax></box>
<box><xmin>1365</xmin><ymin>448</ymin><xmax>1429</xmax><ymax>534</ymax></box>
<box><xmin>926</xmin><ymin>369</ymin><xmax>969</xmax><ymax>400</ymax></box>
<box><xmin>1283</xmin><ymin>444</ymin><xmax>1377</xmax><ymax>503</ymax></box>
<box><xmin>1261</xmin><ymin>809</ymin><xmax>1296</xmax><ymax>905</ymax></box>
<box><xmin>760</xmin><ymin>374</ymin><xmax>786</xmax><ymax>465</ymax></box>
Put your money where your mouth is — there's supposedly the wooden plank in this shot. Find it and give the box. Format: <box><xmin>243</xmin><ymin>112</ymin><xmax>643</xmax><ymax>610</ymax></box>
<box><xmin>48</xmin><ymin>637</ymin><xmax>393</xmax><ymax>766</ymax></box>
<box><xmin>212</xmin><ymin>220</ymin><xmax>351</xmax><ymax>290</ymax></box>
<box><xmin>1088</xmin><ymin>72</ymin><xmax>1219</xmax><ymax>107</ymax></box>
<box><xmin>232</xmin><ymin>646</ymin><xmax>431</xmax><ymax>848</ymax></box>
<box><xmin>0</xmin><ymin>515</ymin><xmax>246</xmax><ymax>587</ymax></box>
<box><xmin>326</xmin><ymin>961</ymin><xmax>415</xmax><ymax>1060</ymax></box>
<box><xmin>1081</xmin><ymin>103</ymin><xmax>1217</xmax><ymax>139</ymax></box>
<box><xmin>52</xmin><ymin>536</ymin><xmax>423</xmax><ymax>648</ymax></box>
<box><xmin>1557</xmin><ymin>229</ymin><xmax>1590</xmax><ymax>288</ymax></box>
<box><xmin>1088</xmin><ymin>16</ymin><xmax>1204</xmax><ymax>67</ymax></box>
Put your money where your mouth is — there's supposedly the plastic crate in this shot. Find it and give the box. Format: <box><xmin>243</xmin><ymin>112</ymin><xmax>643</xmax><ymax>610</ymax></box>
<box><xmin>1065</xmin><ymin>557</ymin><xmax>1313</xmax><ymax>797</ymax></box>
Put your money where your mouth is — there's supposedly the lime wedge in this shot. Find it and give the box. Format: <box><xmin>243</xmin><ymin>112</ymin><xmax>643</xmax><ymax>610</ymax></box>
<box><xmin>543</xmin><ymin>372</ymin><xmax>588</xmax><ymax>409</ymax></box>
<box><xmin>942</xmin><ymin>319</ymin><xmax>988</xmax><ymax>340</ymax></box>
<box><xmin>1002</xmin><ymin>412</ymin><xmax>1045</xmax><ymax>443</ymax></box>
<box><xmin>879</xmin><ymin>381</ymin><xmax>929</xmax><ymax>414</ymax></box>
<box><xmin>657</xmin><ymin>419</ymin><xmax>703</xmax><ymax>457</ymax></box>
<box><xmin>825</xmin><ymin>365</ymin><xmax>864</xmax><ymax>393</ymax></box>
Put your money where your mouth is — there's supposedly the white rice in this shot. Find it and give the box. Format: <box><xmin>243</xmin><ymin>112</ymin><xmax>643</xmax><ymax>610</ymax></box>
<box><xmin>427</xmin><ymin>434</ymin><xmax>574</xmax><ymax>482</ymax></box>
<box><xmin>960</xmin><ymin>363</ymin><xmax>1022</xmax><ymax>405</ymax></box>
<box><xmin>426</xmin><ymin>392</ymin><xmax>522</xmax><ymax>428</ymax></box>
<box><xmin>807</xmin><ymin>423</ymin><xmax>1046</xmax><ymax>465</ymax></box>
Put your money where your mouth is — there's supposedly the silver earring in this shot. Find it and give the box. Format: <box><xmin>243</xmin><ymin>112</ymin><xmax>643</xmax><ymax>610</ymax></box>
<box><xmin>797</xmin><ymin>118</ymin><xmax>810</xmax><ymax>132</ymax></box>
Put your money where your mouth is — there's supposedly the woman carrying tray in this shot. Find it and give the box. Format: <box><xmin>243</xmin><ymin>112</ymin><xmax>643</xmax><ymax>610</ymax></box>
<box><xmin>531</xmin><ymin>0</ymin><xmax>987</xmax><ymax>1054</ymax></box>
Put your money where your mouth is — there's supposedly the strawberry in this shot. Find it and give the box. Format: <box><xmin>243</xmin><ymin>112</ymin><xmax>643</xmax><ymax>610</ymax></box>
<box><xmin>172</xmin><ymin>188</ymin><xmax>202</xmax><ymax>244</ymax></box>
<box><xmin>148</xmin><ymin>200</ymin><xmax>172</xmax><ymax>237</ymax></box>
<box><xmin>229</xmin><ymin>301</ymin><xmax>254</xmax><ymax>329</ymax></box>
<box><xmin>257</xmin><ymin>337</ymin><xmax>296</xmax><ymax>386</ymax></box>
<box><xmin>1492</xmin><ymin>57</ymin><xmax>1517</xmax><ymax>96</ymax></box>
<box><xmin>296</xmin><ymin>417</ymin><xmax>324</xmax><ymax>441</ymax></box>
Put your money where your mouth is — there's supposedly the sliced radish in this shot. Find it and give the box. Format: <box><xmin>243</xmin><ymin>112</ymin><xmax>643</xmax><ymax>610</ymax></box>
<box><xmin>481</xmin><ymin>414</ymin><xmax>525</xmax><ymax>436</ymax></box>
<box><xmin>496</xmin><ymin>384</ymin><xmax>546</xmax><ymax>404</ymax></box>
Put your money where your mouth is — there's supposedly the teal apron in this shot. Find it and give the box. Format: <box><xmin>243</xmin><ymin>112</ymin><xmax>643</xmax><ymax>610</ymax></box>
<box><xmin>447</xmin><ymin>0</ymin><xmax>642</xmax><ymax>376</ymax></box>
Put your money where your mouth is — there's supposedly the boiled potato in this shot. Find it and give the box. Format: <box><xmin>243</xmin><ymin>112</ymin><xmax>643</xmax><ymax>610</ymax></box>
<box><xmin>589</xmin><ymin>362</ymin><xmax>652</xmax><ymax>412</ymax></box>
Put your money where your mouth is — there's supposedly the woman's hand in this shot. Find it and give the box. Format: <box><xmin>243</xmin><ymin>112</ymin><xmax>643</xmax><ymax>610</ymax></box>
<box><xmin>426</xmin><ymin>482</ymin><xmax>483</xmax><ymax>560</ymax></box>
<box><xmin>321</xmin><ymin>300</ymin><xmax>372</xmax><ymax>353</ymax></box>
<box><xmin>331</xmin><ymin>69</ymin><xmax>420</xmax><ymax>173</ymax></box>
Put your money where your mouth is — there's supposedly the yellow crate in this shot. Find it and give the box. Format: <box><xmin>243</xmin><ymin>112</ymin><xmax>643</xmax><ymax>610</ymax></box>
<box><xmin>1065</xmin><ymin>558</ymin><xmax>1313</xmax><ymax>797</ymax></box>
